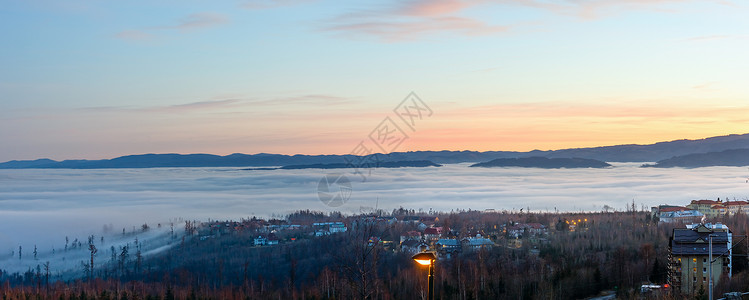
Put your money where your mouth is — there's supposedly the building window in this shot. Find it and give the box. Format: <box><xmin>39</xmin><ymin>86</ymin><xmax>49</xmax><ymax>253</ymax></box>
<box><xmin>703</xmin><ymin>258</ymin><xmax>707</xmax><ymax>263</ymax></box>
<box><xmin>703</xmin><ymin>268</ymin><xmax>707</xmax><ymax>273</ymax></box>
<box><xmin>703</xmin><ymin>277</ymin><xmax>706</xmax><ymax>282</ymax></box>
<box><xmin>693</xmin><ymin>258</ymin><xmax>697</xmax><ymax>263</ymax></box>
<box><xmin>693</xmin><ymin>267</ymin><xmax>697</xmax><ymax>273</ymax></box>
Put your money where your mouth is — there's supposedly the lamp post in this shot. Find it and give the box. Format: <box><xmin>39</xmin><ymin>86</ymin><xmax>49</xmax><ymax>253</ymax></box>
<box><xmin>413</xmin><ymin>250</ymin><xmax>436</xmax><ymax>300</ymax></box>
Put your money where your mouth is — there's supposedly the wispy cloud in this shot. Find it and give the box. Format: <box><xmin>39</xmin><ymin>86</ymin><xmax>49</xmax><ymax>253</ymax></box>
<box><xmin>396</xmin><ymin>0</ymin><xmax>474</xmax><ymax>16</ymax></box>
<box><xmin>322</xmin><ymin>1</ymin><xmax>508</xmax><ymax>42</ymax></box>
<box><xmin>154</xmin><ymin>99</ymin><xmax>242</xmax><ymax>113</ymax></box>
<box><xmin>325</xmin><ymin>16</ymin><xmax>507</xmax><ymax>42</ymax></box>
<box><xmin>81</xmin><ymin>95</ymin><xmax>354</xmax><ymax>114</ymax></box>
<box><xmin>498</xmin><ymin>0</ymin><xmax>726</xmax><ymax>19</ymax></box>
<box><xmin>115</xmin><ymin>12</ymin><xmax>229</xmax><ymax>42</ymax></box>
<box><xmin>241</xmin><ymin>0</ymin><xmax>315</xmax><ymax>10</ymax></box>
<box><xmin>320</xmin><ymin>0</ymin><xmax>704</xmax><ymax>41</ymax></box>
<box><xmin>249</xmin><ymin>94</ymin><xmax>354</xmax><ymax>106</ymax></box>
<box><xmin>165</xmin><ymin>12</ymin><xmax>229</xmax><ymax>31</ymax></box>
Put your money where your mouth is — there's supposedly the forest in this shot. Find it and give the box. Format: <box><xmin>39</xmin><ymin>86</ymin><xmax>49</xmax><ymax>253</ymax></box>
<box><xmin>2</xmin><ymin>207</ymin><xmax>749</xmax><ymax>300</ymax></box>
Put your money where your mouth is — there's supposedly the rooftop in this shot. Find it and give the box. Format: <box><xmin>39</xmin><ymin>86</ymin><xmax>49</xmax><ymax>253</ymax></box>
<box><xmin>671</xmin><ymin>225</ymin><xmax>731</xmax><ymax>256</ymax></box>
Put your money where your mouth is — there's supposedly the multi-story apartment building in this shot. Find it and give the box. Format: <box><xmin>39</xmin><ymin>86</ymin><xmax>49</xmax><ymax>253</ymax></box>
<box><xmin>687</xmin><ymin>199</ymin><xmax>727</xmax><ymax>218</ymax></box>
<box><xmin>668</xmin><ymin>223</ymin><xmax>732</xmax><ymax>295</ymax></box>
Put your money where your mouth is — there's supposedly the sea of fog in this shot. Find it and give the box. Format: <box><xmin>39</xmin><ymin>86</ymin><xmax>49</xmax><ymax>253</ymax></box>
<box><xmin>1</xmin><ymin>163</ymin><xmax>749</xmax><ymax>274</ymax></box>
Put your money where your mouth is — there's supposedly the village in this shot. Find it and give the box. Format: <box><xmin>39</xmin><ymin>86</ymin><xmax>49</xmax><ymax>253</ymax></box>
<box><xmin>3</xmin><ymin>201</ymin><xmax>749</xmax><ymax>299</ymax></box>
<box><xmin>195</xmin><ymin>209</ymin><xmax>555</xmax><ymax>258</ymax></box>
<box><xmin>183</xmin><ymin>199</ymin><xmax>749</xmax><ymax>299</ymax></box>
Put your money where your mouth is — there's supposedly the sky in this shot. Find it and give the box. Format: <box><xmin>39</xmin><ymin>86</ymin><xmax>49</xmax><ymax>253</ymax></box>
<box><xmin>1</xmin><ymin>0</ymin><xmax>748</xmax><ymax>162</ymax></box>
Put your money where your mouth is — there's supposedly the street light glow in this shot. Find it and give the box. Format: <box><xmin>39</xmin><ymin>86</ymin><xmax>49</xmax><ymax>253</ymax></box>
<box><xmin>412</xmin><ymin>252</ymin><xmax>437</xmax><ymax>266</ymax></box>
<box><xmin>412</xmin><ymin>250</ymin><xmax>437</xmax><ymax>300</ymax></box>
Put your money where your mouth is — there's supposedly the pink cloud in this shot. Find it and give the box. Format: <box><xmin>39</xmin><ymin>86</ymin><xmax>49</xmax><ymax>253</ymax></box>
<box><xmin>397</xmin><ymin>0</ymin><xmax>475</xmax><ymax>16</ymax></box>
<box><xmin>492</xmin><ymin>0</ymin><xmax>705</xmax><ymax>19</ymax></box>
<box><xmin>116</xmin><ymin>12</ymin><xmax>228</xmax><ymax>42</ymax></box>
<box><xmin>326</xmin><ymin>16</ymin><xmax>507</xmax><ymax>41</ymax></box>
<box><xmin>168</xmin><ymin>12</ymin><xmax>229</xmax><ymax>31</ymax></box>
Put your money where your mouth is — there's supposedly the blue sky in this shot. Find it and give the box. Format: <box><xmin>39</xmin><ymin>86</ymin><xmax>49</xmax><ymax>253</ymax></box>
<box><xmin>1</xmin><ymin>0</ymin><xmax>748</xmax><ymax>161</ymax></box>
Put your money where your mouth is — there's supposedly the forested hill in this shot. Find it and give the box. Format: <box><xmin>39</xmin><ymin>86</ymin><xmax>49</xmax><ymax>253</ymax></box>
<box><xmin>280</xmin><ymin>160</ymin><xmax>441</xmax><ymax>169</ymax></box>
<box><xmin>643</xmin><ymin>149</ymin><xmax>749</xmax><ymax>168</ymax></box>
<box><xmin>470</xmin><ymin>157</ymin><xmax>611</xmax><ymax>168</ymax></box>
<box><xmin>2</xmin><ymin>133</ymin><xmax>749</xmax><ymax>168</ymax></box>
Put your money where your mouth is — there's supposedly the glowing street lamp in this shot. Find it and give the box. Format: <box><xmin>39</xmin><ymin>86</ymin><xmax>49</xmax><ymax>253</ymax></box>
<box><xmin>413</xmin><ymin>252</ymin><xmax>435</xmax><ymax>266</ymax></box>
<box><xmin>412</xmin><ymin>250</ymin><xmax>436</xmax><ymax>300</ymax></box>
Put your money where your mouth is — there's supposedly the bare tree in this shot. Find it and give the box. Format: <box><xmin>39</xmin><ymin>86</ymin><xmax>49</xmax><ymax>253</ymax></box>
<box><xmin>88</xmin><ymin>243</ymin><xmax>98</xmax><ymax>280</ymax></box>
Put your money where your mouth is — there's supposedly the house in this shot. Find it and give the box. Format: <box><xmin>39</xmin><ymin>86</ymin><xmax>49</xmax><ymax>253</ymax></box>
<box><xmin>400</xmin><ymin>231</ymin><xmax>422</xmax><ymax>243</ymax></box>
<box><xmin>668</xmin><ymin>223</ymin><xmax>732</xmax><ymax>294</ymax></box>
<box><xmin>686</xmin><ymin>199</ymin><xmax>726</xmax><ymax>218</ymax></box>
<box><xmin>652</xmin><ymin>205</ymin><xmax>705</xmax><ymax>222</ymax></box>
<box><xmin>687</xmin><ymin>199</ymin><xmax>720</xmax><ymax>212</ymax></box>
<box><xmin>462</xmin><ymin>234</ymin><xmax>494</xmax><ymax>250</ymax></box>
<box><xmin>267</xmin><ymin>233</ymin><xmax>279</xmax><ymax>245</ymax></box>
<box><xmin>400</xmin><ymin>239</ymin><xmax>423</xmax><ymax>254</ymax></box>
<box><xmin>253</xmin><ymin>235</ymin><xmax>267</xmax><ymax>246</ymax></box>
<box><xmin>435</xmin><ymin>239</ymin><xmax>461</xmax><ymax>255</ymax></box>
<box><xmin>312</xmin><ymin>222</ymin><xmax>347</xmax><ymax>235</ymax></box>
<box><xmin>724</xmin><ymin>201</ymin><xmax>748</xmax><ymax>215</ymax></box>
<box><xmin>708</xmin><ymin>205</ymin><xmax>727</xmax><ymax>218</ymax></box>
<box><xmin>329</xmin><ymin>222</ymin><xmax>347</xmax><ymax>233</ymax></box>
<box><xmin>507</xmin><ymin>223</ymin><xmax>547</xmax><ymax>238</ymax></box>
<box><xmin>254</xmin><ymin>233</ymin><xmax>279</xmax><ymax>246</ymax></box>
<box><xmin>526</xmin><ymin>223</ymin><xmax>547</xmax><ymax>235</ymax></box>
<box><xmin>659</xmin><ymin>210</ymin><xmax>704</xmax><ymax>223</ymax></box>
<box><xmin>423</xmin><ymin>227</ymin><xmax>443</xmax><ymax>241</ymax></box>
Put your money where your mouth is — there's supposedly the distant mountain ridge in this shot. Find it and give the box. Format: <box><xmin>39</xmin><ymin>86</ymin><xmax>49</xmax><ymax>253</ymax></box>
<box><xmin>280</xmin><ymin>160</ymin><xmax>441</xmax><ymax>170</ymax></box>
<box><xmin>643</xmin><ymin>149</ymin><xmax>749</xmax><ymax>168</ymax></box>
<box><xmin>2</xmin><ymin>133</ymin><xmax>749</xmax><ymax>169</ymax></box>
<box><xmin>470</xmin><ymin>157</ymin><xmax>611</xmax><ymax>168</ymax></box>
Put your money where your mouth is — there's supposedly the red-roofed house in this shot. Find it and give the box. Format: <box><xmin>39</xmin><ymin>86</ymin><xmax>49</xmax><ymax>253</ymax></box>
<box><xmin>423</xmin><ymin>227</ymin><xmax>443</xmax><ymax>241</ymax></box>
<box><xmin>708</xmin><ymin>205</ymin><xmax>728</xmax><ymax>218</ymax></box>
<box><xmin>687</xmin><ymin>199</ymin><xmax>723</xmax><ymax>217</ymax></box>
<box><xmin>725</xmin><ymin>201</ymin><xmax>749</xmax><ymax>215</ymax></box>
<box><xmin>660</xmin><ymin>206</ymin><xmax>690</xmax><ymax>213</ymax></box>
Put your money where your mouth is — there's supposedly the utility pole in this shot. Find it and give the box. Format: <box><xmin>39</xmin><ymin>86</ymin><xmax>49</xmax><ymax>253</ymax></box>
<box><xmin>709</xmin><ymin>234</ymin><xmax>713</xmax><ymax>300</ymax></box>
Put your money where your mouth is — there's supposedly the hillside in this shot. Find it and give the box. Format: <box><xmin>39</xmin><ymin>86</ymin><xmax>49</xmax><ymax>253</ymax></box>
<box><xmin>643</xmin><ymin>149</ymin><xmax>749</xmax><ymax>168</ymax></box>
<box><xmin>3</xmin><ymin>133</ymin><xmax>749</xmax><ymax>168</ymax></box>
<box><xmin>470</xmin><ymin>157</ymin><xmax>611</xmax><ymax>168</ymax></box>
<box><xmin>279</xmin><ymin>160</ymin><xmax>441</xmax><ymax>169</ymax></box>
